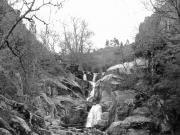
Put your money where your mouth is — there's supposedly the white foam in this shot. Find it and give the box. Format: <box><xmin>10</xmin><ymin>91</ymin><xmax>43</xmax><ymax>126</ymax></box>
<box><xmin>86</xmin><ymin>104</ymin><xmax>102</xmax><ymax>127</ymax></box>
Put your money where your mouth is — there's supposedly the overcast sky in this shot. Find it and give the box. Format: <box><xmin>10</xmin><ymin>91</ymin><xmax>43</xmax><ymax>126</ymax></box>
<box><xmin>35</xmin><ymin>0</ymin><xmax>152</xmax><ymax>49</ymax></box>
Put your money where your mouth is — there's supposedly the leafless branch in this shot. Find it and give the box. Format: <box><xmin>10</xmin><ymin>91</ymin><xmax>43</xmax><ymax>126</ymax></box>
<box><xmin>0</xmin><ymin>0</ymin><xmax>36</xmax><ymax>49</ymax></box>
<box><xmin>33</xmin><ymin>15</ymin><xmax>48</xmax><ymax>25</ymax></box>
<box><xmin>0</xmin><ymin>0</ymin><xmax>64</xmax><ymax>57</ymax></box>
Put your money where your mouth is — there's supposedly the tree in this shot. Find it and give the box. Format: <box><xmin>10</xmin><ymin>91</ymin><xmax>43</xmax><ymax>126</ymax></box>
<box><xmin>60</xmin><ymin>17</ymin><xmax>94</xmax><ymax>64</ymax></box>
<box><xmin>0</xmin><ymin>0</ymin><xmax>64</xmax><ymax>95</ymax></box>
<box><xmin>133</xmin><ymin>4</ymin><xmax>180</xmax><ymax>131</ymax></box>
<box><xmin>105</xmin><ymin>40</ymin><xmax>110</xmax><ymax>47</ymax></box>
<box><xmin>40</xmin><ymin>26</ymin><xmax>60</xmax><ymax>52</ymax></box>
<box><xmin>0</xmin><ymin>0</ymin><xmax>64</xmax><ymax>53</ymax></box>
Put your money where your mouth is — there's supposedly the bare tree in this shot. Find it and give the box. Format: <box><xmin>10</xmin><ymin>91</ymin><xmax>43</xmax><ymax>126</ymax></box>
<box><xmin>147</xmin><ymin>0</ymin><xmax>180</xmax><ymax>22</ymax></box>
<box><xmin>60</xmin><ymin>18</ymin><xmax>94</xmax><ymax>63</ymax></box>
<box><xmin>0</xmin><ymin>0</ymin><xmax>64</xmax><ymax>95</ymax></box>
<box><xmin>0</xmin><ymin>0</ymin><xmax>65</xmax><ymax>54</ymax></box>
<box><xmin>40</xmin><ymin>26</ymin><xmax>60</xmax><ymax>52</ymax></box>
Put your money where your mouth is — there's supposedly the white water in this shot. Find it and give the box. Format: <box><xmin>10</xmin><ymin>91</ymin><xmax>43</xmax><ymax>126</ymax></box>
<box><xmin>86</xmin><ymin>72</ymin><xmax>102</xmax><ymax>128</ymax></box>
<box><xmin>92</xmin><ymin>73</ymin><xmax>98</xmax><ymax>82</ymax></box>
<box><xmin>83</xmin><ymin>73</ymin><xmax>87</xmax><ymax>81</ymax></box>
<box><xmin>86</xmin><ymin>81</ymin><xmax>95</xmax><ymax>101</ymax></box>
<box><xmin>86</xmin><ymin>104</ymin><xmax>102</xmax><ymax>127</ymax></box>
<box><xmin>87</xmin><ymin>73</ymin><xmax>97</xmax><ymax>101</ymax></box>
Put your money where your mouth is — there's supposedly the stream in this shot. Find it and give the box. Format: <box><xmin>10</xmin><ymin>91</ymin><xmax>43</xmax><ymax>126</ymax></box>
<box><xmin>85</xmin><ymin>73</ymin><xmax>103</xmax><ymax>128</ymax></box>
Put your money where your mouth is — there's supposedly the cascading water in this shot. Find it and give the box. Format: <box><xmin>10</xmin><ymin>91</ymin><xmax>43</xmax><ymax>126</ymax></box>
<box><xmin>86</xmin><ymin>73</ymin><xmax>102</xmax><ymax>128</ymax></box>
<box><xmin>92</xmin><ymin>73</ymin><xmax>98</xmax><ymax>82</ymax></box>
<box><xmin>86</xmin><ymin>104</ymin><xmax>102</xmax><ymax>127</ymax></box>
<box><xmin>83</xmin><ymin>72</ymin><xmax>87</xmax><ymax>81</ymax></box>
<box><xmin>86</xmin><ymin>81</ymin><xmax>95</xmax><ymax>101</ymax></box>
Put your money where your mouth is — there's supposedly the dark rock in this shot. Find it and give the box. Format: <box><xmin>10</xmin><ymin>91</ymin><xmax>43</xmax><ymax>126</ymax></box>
<box><xmin>116</xmin><ymin>103</ymin><xmax>133</xmax><ymax>121</ymax></box>
<box><xmin>86</xmin><ymin>72</ymin><xmax>93</xmax><ymax>81</ymax></box>
<box><xmin>12</xmin><ymin>103</ymin><xmax>31</xmax><ymax>121</ymax></box>
<box><xmin>75</xmin><ymin>70</ymin><xmax>83</xmax><ymax>80</ymax></box>
<box><xmin>31</xmin><ymin>114</ymin><xmax>46</xmax><ymax>128</ymax></box>
<box><xmin>9</xmin><ymin>116</ymin><xmax>31</xmax><ymax>135</ymax></box>
<box><xmin>75</xmin><ymin>78</ymin><xmax>92</xmax><ymax>98</ymax></box>
<box><xmin>127</xmin><ymin>129</ymin><xmax>150</xmax><ymax>135</ymax></box>
<box><xmin>123</xmin><ymin>116</ymin><xmax>153</xmax><ymax>130</ymax></box>
<box><xmin>134</xmin><ymin>93</ymin><xmax>149</xmax><ymax>108</ymax></box>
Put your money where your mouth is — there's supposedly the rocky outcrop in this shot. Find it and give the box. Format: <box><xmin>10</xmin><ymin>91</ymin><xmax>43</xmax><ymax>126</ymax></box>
<box><xmin>107</xmin><ymin>116</ymin><xmax>153</xmax><ymax>135</ymax></box>
<box><xmin>0</xmin><ymin>128</ymin><xmax>12</xmax><ymax>135</ymax></box>
<box><xmin>132</xmin><ymin>107</ymin><xmax>150</xmax><ymax>117</ymax></box>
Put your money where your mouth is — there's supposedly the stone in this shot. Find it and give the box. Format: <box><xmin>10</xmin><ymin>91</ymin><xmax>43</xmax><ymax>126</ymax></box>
<box><xmin>51</xmin><ymin>119</ymin><xmax>61</xmax><ymax>126</ymax></box>
<box><xmin>107</xmin><ymin>121</ymin><xmax>127</xmax><ymax>135</ymax></box>
<box><xmin>101</xmin><ymin>112</ymin><xmax>109</xmax><ymax>121</ymax></box>
<box><xmin>116</xmin><ymin>104</ymin><xmax>131</xmax><ymax>121</ymax></box>
<box><xmin>101</xmin><ymin>101</ymin><xmax>113</xmax><ymax>112</ymax></box>
<box><xmin>160</xmin><ymin>119</ymin><xmax>171</xmax><ymax>133</ymax></box>
<box><xmin>132</xmin><ymin>107</ymin><xmax>150</xmax><ymax>117</ymax></box>
<box><xmin>0</xmin><ymin>128</ymin><xmax>12</xmax><ymax>135</ymax></box>
<box><xmin>31</xmin><ymin>132</ymin><xmax>39</xmax><ymax>135</ymax></box>
<box><xmin>115</xmin><ymin>90</ymin><xmax>136</xmax><ymax>106</ymax></box>
<box><xmin>107</xmin><ymin>116</ymin><xmax>154</xmax><ymax>135</ymax></box>
<box><xmin>10</xmin><ymin>116</ymin><xmax>31</xmax><ymax>135</ymax></box>
<box><xmin>127</xmin><ymin>129</ymin><xmax>150</xmax><ymax>135</ymax></box>
<box><xmin>123</xmin><ymin>116</ymin><xmax>153</xmax><ymax>130</ymax></box>
<box><xmin>0</xmin><ymin>117</ymin><xmax>14</xmax><ymax>133</ymax></box>
<box><xmin>95</xmin><ymin>119</ymin><xmax>109</xmax><ymax>130</ymax></box>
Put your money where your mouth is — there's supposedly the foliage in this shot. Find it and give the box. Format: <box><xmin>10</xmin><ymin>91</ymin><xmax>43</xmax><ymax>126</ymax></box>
<box><xmin>0</xmin><ymin>0</ymin><xmax>65</xmax><ymax>96</ymax></box>
<box><xmin>133</xmin><ymin>1</ymin><xmax>180</xmax><ymax>132</ymax></box>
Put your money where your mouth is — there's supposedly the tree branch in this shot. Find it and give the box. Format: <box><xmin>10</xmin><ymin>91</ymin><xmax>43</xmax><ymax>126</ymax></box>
<box><xmin>0</xmin><ymin>0</ymin><xmax>36</xmax><ymax>49</ymax></box>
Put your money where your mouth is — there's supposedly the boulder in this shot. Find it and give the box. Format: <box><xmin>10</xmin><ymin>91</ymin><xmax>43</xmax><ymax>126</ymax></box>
<box><xmin>101</xmin><ymin>101</ymin><xmax>114</xmax><ymax>112</ymax></box>
<box><xmin>123</xmin><ymin>116</ymin><xmax>152</xmax><ymax>129</ymax></box>
<box><xmin>0</xmin><ymin>128</ymin><xmax>12</xmax><ymax>135</ymax></box>
<box><xmin>116</xmin><ymin>103</ymin><xmax>134</xmax><ymax>121</ymax></box>
<box><xmin>107</xmin><ymin>116</ymin><xmax>154</xmax><ymax>135</ymax></box>
<box><xmin>95</xmin><ymin>119</ymin><xmax>109</xmax><ymax>130</ymax></box>
<box><xmin>115</xmin><ymin>90</ymin><xmax>136</xmax><ymax>106</ymax></box>
<box><xmin>132</xmin><ymin>107</ymin><xmax>150</xmax><ymax>117</ymax></box>
<box><xmin>101</xmin><ymin>112</ymin><xmax>109</xmax><ymax>121</ymax></box>
<box><xmin>107</xmin><ymin>121</ymin><xmax>127</xmax><ymax>135</ymax></box>
<box><xmin>52</xmin><ymin>96</ymin><xmax>88</xmax><ymax>127</ymax></box>
<box><xmin>127</xmin><ymin>129</ymin><xmax>150</xmax><ymax>135</ymax></box>
<box><xmin>10</xmin><ymin>116</ymin><xmax>31</xmax><ymax>135</ymax></box>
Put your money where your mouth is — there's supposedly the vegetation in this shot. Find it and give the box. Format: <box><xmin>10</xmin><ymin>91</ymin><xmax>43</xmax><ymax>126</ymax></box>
<box><xmin>0</xmin><ymin>0</ymin><xmax>180</xmax><ymax>135</ymax></box>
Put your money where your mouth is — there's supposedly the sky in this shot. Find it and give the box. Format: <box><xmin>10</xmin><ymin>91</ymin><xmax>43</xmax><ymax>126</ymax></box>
<box><xmin>34</xmin><ymin>0</ymin><xmax>152</xmax><ymax>49</ymax></box>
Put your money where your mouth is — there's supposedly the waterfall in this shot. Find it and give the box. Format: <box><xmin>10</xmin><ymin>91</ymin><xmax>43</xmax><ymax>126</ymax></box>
<box><xmin>86</xmin><ymin>72</ymin><xmax>97</xmax><ymax>101</ymax></box>
<box><xmin>83</xmin><ymin>72</ymin><xmax>87</xmax><ymax>81</ymax></box>
<box><xmin>86</xmin><ymin>81</ymin><xmax>95</xmax><ymax>101</ymax></box>
<box><xmin>92</xmin><ymin>73</ymin><xmax>98</xmax><ymax>82</ymax></box>
<box><xmin>86</xmin><ymin>104</ymin><xmax>102</xmax><ymax>127</ymax></box>
<box><xmin>86</xmin><ymin>73</ymin><xmax>102</xmax><ymax>128</ymax></box>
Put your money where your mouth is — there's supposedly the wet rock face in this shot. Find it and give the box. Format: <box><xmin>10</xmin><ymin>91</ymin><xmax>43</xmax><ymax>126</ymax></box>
<box><xmin>75</xmin><ymin>78</ymin><xmax>92</xmax><ymax>97</ymax></box>
<box><xmin>86</xmin><ymin>72</ymin><xmax>93</xmax><ymax>81</ymax></box>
